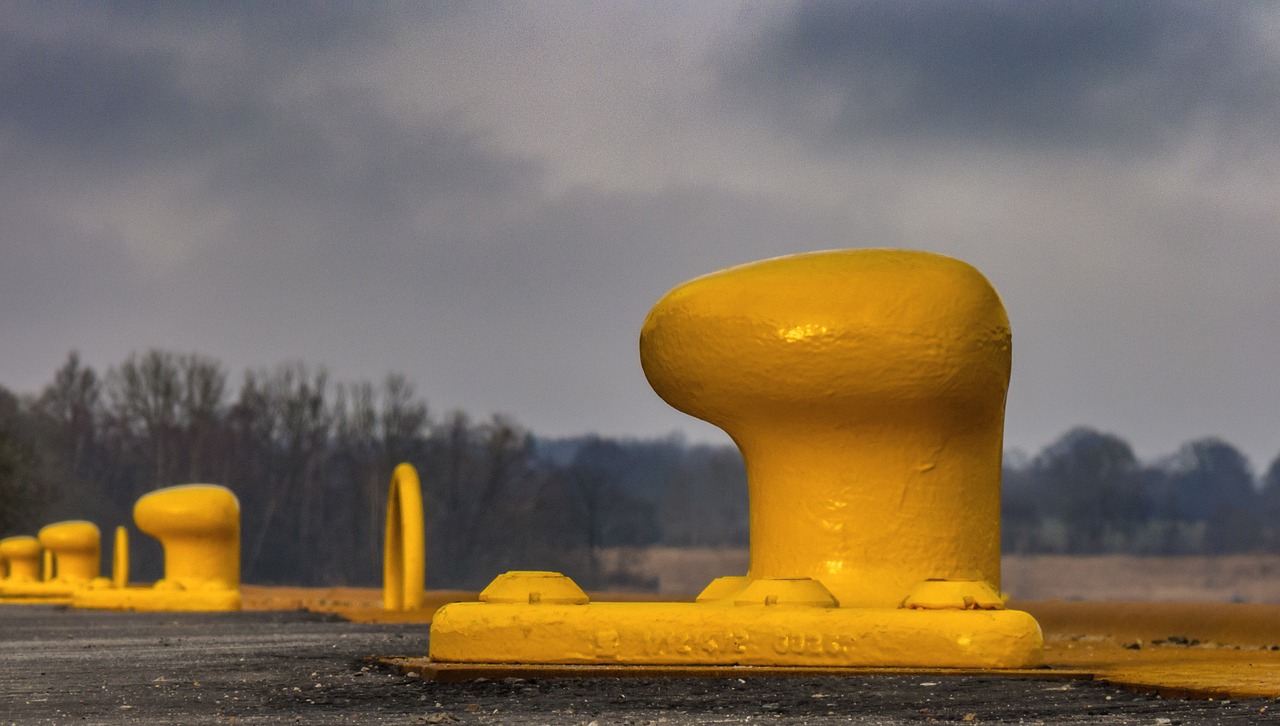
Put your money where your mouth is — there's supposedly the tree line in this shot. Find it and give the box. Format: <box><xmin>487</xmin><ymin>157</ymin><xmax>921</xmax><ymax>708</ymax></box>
<box><xmin>1002</xmin><ymin>427</ymin><xmax>1280</xmax><ymax>555</ymax></box>
<box><xmin>2</xmin><ymin>350</ymin><xmax>1279</xmax><ymax>590</ymax></box>
<box><xmin>0</xmin><ymin>350</ymin><xmax>743</xmax><ymax>589</ymax></box>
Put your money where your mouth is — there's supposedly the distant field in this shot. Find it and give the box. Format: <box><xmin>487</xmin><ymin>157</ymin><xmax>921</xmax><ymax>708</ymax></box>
<box><xmin>598</xmin><ymin>547</ymin><xmax>1280</xmax><ymax>603</ymax></box>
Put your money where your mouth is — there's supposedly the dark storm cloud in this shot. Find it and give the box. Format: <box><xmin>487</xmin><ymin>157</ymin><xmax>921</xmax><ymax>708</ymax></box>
<box><xmin>723</xmin><ymin>0</ymin><xmax>1279</xmax><ymax>152</ymax></box>
<box><xmin>1</xmin><ymin>3</ymin><xmax>542</xmax><ymax>259</ymax></box>
<box><xmin>0</xmin><ymin>31</ymin><xmax>200</xmax><ymax>164</ymax></box>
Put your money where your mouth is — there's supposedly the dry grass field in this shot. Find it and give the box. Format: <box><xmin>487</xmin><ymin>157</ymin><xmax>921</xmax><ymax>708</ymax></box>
<box><xmin>598</xmin><ymin>547</ymin><xmax>1280</xmax><ymax>603</ymax></box>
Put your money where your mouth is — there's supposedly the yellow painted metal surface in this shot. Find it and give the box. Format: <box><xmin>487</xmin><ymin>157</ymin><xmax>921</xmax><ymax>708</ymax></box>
<box><xmin>430</xmin><ymin>249</ymin><xmax>1042</xmax><ymax>668</ymax></box>
<box><xmin>74</xmin><ymin>484</ymin><xmax>241</xmax><ymax>611</ymax></box>
<box><xmin>384</xmin><ymin>463</ymin><xmax>426</xmax><ymax>611</ymax></box>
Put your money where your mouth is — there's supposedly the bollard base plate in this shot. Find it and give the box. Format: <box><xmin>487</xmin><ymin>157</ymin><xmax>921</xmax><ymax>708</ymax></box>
<box><xmin>73</xmin><ymin>586</ymin><xmax>241</xmax><ymax>612</ymax></box>
<box><xmin>430</xmin><ymin>600</ymin><xmax>1045</xmax><ymax>669</ymax></box>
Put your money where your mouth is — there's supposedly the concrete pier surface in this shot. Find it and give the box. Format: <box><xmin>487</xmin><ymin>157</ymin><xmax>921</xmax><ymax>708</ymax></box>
<box><xmin>2</xmin><ymin>604</ymin><xmax>1276</xmax><ymax>724</ymax></box>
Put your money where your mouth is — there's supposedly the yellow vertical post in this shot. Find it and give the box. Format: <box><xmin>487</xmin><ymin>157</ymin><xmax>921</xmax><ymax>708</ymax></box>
<box><xmin>384</xmin><ymin>463</ymin><xmax>426</xmax><ymax>611</ymax></box>
<box><xmin>112</xmin><ymin>526</ymin><xmax>130</xmax><ymax>589</ymax></box>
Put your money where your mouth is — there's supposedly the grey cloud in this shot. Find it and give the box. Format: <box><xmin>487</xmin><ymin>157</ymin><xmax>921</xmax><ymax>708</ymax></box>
<box><xmin>99</xmin><ymin>0</ymin><xmax>423</xmax><ymax>56</ymax></box>
<box><xmin>721</xmin><ymin>0</ymin><xmax>1279</xmax><ymax>152</ymax></box>
<box><xmin>0</xmin><ymin>31</ymin><xmax>204</xmax><ymax>165</ymax></box>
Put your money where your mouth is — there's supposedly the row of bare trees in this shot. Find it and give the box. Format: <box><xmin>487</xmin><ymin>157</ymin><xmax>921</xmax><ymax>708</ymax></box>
<box><xmin>0</xmin><ymin>350</ymin><xmax>740</xmax><ymax>588</ymax></box>
<box><xmin>5</xmin><ymin>351</ymin><xmax>1280</xmax><ymax>589</ymax></box>
<box><xmin>1003</xmin><ymin>427</ymin><xmax>1280</xmax><ymax>555</ymax></box>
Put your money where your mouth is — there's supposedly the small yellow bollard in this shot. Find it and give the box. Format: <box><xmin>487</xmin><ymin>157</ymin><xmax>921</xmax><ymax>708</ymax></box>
<box><xmin>40</xmin><ymin>521</ymin><xmax>101</xmax><ymax>584</ymax></box>
<box><xmin>430</xmin><ymin>249</ymin><xmax>1043</xmax><ymax>669</ymax></box>
<box><xmin>74</xmin><ymin>484</ymin><xmax>241</xmax><ymax>611</ymax></box>
<box><xmin>0</xmin><ymin>536</ymin><xmax>44</xmax><ymax>596</ymax></box>
<box><xmin>0</xmin><ymin>522</ymin><xmax>101</xmax><ymax>602</ymax></box>
<box><xmin>384</xmin><ymin>463</ymin><xmax>427</xmax><ymax>611</ymax></box>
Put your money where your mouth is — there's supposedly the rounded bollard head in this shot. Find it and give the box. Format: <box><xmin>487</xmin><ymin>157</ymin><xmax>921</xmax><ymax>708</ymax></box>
<box><xmin>37</xmin><ymin>521</ymin><xmax>101</xmax><ymax>553</ymax></box>
<box><xmin>0</xmin><ymin>535</ymin><xmax>42</xmax><ymax>560</ymax></box>
<box><xmin>134</xmin><ymin>484</ymin><xmax>239</xmax><ymax>538</ymax></box>
<box><xmin>640</xmin><ymin>248</ymin><xmax>1010</xmax><ymax>427</ymax></box>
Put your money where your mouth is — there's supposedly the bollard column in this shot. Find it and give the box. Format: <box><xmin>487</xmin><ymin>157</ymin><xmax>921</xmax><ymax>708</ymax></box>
<box><xmin>430</xmin><ymin>249</ymin><xmax>1042</xmax><ymax>669</ymax></box>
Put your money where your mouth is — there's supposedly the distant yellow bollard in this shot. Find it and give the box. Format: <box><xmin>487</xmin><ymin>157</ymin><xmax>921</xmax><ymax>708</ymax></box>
<box><xmin>74</xmin><ymin>484</ymin><xmax>241</xmax><ymax>611</ymax></box>
<box><xmin>430</xmin><ymin>249</ymin><xmax>1043</xmax><ymax>669</ymax></box>
<box><xmin>0</xmin><ymin>522</ymin><xmax>101</xmax><ymax>602</ymax></box>
<box><xmin>0</xmin><ymin>536</ymin><xmax>43</xmax><ymax>592</ymax></box>
<box><xmin>39</xmin><ymin>520</ymin><xmax>101</xmax><ymax>584</ymax></box>
<box><xmin>384</xmin><ymin>463</ymin><xmax>426</xmax><ymax>611</ymax></box>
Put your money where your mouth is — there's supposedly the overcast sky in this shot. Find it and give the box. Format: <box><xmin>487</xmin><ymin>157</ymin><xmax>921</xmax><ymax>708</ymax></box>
<box><xmin>3</xmin><ymin>1</ymin><xmax>1279</xmax><ymax>470</ymax></box>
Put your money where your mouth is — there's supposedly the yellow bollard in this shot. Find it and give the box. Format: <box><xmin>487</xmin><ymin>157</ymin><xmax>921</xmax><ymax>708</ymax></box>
<box><xmin>430</xmin><ymin>249</ymin><xmax>1043</xmax><ymax>669</ymax></box>
<box><xmin>0</xmin><ymin>536</ymin><xmax>43</xmax><ymax>595</ymax></box>
<box><xmin>39</xmin><ymin>521</ymin><xmax>101</xmax><ymax>584</ymax></box>
<box><xmin>0</xmin><ymin>522</ymin><xmax>101</xmax><ymax>602</ymax></box>
<box><xmin>384</xmin><ymin>463</ymin><xmax>426</xmax><ymax>611</ymax></box>
<box><xmin>74</xmin><ymin>484</ymin><xmax>241</xmax><ymax>611</ymax></box>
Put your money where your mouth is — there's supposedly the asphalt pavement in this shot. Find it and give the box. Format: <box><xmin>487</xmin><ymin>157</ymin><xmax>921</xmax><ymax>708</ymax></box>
<box><xmin>1</xmin><ymin>605</ymin><xmax>1273</xmax><ymax>724</ymax></box>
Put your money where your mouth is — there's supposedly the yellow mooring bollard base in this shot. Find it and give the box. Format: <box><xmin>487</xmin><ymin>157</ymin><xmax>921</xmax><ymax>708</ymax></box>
<box><xmin>73</xmin><ymin>484</ymin><xmax>242</xmax><ymax>612</ymax></box>
<box><xmin>429</xmin><ymin>249</ymin><xmax>1044</xmax><ymax>669</ymax></box>
<box><xmin>431</xmin><ymin>572</ymin><xmax>1042</xmax><ymax>669</ymax></box>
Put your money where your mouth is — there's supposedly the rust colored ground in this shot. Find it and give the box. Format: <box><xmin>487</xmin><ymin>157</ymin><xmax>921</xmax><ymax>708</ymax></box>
<box><xmin>1020</xmin><ymin>599</ymin><xmax>1280</xmax><ymax>700</ymax></box>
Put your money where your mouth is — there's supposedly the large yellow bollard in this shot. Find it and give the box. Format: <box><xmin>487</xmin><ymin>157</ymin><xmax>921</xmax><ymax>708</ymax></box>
<box><xmin>384</xmin><ymin>463</ymin><xmax>426</xmax><ymax>611</ymax></box>
<box><xmin>430</xmin><ymin>249</ymin><xmax>1043</xmax><ymax>669</ymax></box>
<box><xmin>643</xmin><ymin>249</ymin><xmax>1008</xmax><ymax>607</ymax></box>
<box><xmin>73</xmin><ymin>484</ymin><xmax>241</xmax><ymax>611</ymax></box>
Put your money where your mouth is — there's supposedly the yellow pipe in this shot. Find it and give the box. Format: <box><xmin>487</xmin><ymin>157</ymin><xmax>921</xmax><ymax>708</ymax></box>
<box><xmin>112</xmin><ymin>526</ymin><xmax>130</xmax><ymax>589</ymax></box>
